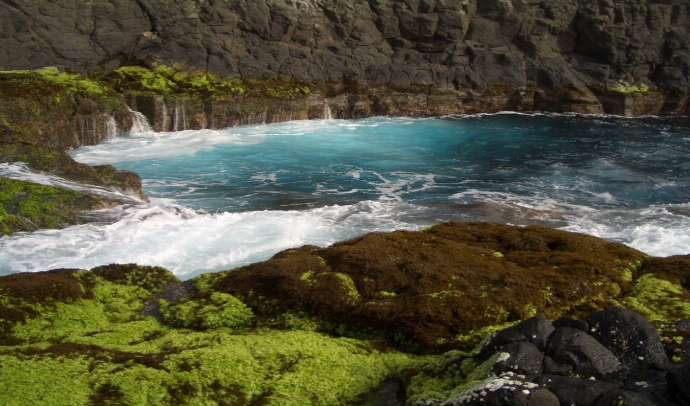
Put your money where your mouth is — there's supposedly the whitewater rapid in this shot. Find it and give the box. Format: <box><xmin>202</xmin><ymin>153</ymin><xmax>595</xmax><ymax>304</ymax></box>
<box><xmin>1</xmin><ymin>114</ymin><xmax>688</xmax><ymax>278</ymax></box>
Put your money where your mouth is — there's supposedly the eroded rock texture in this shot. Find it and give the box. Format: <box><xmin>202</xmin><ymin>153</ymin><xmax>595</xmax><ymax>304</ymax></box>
<box><xmin>1</xmin><ymin>0</ymin><xmax>689</xmax><ymax>114</ymax></box>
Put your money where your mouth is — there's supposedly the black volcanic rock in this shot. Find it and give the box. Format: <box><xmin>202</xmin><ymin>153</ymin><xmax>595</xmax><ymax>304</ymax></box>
<box><xmin>428</xmin><ymin>308</ymin><xmax>689</xmax><ymax>406</ymax></box>
<box><xmin>545</xmin><ymin>327</ymin><xmax>623</xmax><ymax>380</ymax></box>
<box><xmin>588</xmin><ymin>308</ymin><xmax>669</xmax><ymax>372</ymax></box>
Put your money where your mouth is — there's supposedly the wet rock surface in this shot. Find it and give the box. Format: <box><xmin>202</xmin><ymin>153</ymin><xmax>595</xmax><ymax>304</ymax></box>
<box><xmin>433</xmin><ymin>309</ymin><xmax>689</xmax><ymax>406</ymax></box>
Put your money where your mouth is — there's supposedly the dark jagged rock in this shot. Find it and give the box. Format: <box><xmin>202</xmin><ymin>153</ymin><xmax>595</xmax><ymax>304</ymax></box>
<box><xmin>588</xmin><ymin>308</ymin><xmax>669</xmax><ymax>371</ymax></box>
<box><xmin>545</xmin><ymin>327</ymin><xmax>623</xmax><ymax>380</ymax></box>
<box><xmin>668</xmin><ymin>364</ymin><xmax>690</xmax><ymax>405</ymax></box>
<box><xmin>553</xmin><ymin>317</ymin><xmax>589</xmax><ymax>332</ymax></box>
<box><xmin>533</xmin><ymin>376</ymin><xmax>622</xmax><ymax>406</ymax></box>
<box><xmin>1</xmin><ymin>0</ymin><xmax>689</xmax><ymax>116</ymax></box>
<box><xmin>421</xmin><ymin>308</ymin><xmax>689</xmax><ymax>406</ymax></box>
<box><xmin>480</xmin><ymin>316</ymin><xmax>555</xmax><ymax>355</ymax></box>
<box><xmin>491</xmin><ymin>341</ymin><xmax>544</xmax><ymax>375</ymax></box>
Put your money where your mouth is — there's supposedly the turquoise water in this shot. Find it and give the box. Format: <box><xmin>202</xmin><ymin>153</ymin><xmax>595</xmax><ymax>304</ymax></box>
<box><xmin>1</xmin><ymin>113</ymin><xmax>689</xmax><ymax>278</ymax></box>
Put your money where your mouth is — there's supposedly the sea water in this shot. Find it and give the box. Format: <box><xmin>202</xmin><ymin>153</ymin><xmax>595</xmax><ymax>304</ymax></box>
<box><xmin>1</xmin><ymin>113</ymin><xmax>689</xmax><ymax>279</ymax></box>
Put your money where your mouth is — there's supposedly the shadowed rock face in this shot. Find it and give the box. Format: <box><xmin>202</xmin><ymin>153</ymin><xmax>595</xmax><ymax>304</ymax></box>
<box><xmin>211</xmin><ymin>222</ymin><xmax>655</xmax><ymax>351</ymax></box>
<box><xmin>1</xmin><ymin>0</ymin><xmax>688</xmax><ymax>114</ymax></box>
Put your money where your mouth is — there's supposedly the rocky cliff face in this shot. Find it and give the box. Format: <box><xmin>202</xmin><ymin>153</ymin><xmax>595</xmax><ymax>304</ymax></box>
<box><xmin>1</xmin><ymin>0</ymin><xmax>689</xmax><ymax>115</ymax></box>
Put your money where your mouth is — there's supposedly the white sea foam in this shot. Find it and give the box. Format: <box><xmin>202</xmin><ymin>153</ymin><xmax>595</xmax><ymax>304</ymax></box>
<box><xmin>560</xmin><ymin>204</ymin><xmax>690</xmax><ymax>256</ymax></box>
<box><xmin>0</xmin><ymin>162</ymin><xmax>143</xmax><ymax>204</ymax></box>
<box><xmin>0</xmin><ymin>199</ymin><xmax>427</xmax><ymax>279</ymax></box>
<box><xmin>70</xmin><ymin>117</ymin><xmax>431</xmax><ymax>165</ymax></box>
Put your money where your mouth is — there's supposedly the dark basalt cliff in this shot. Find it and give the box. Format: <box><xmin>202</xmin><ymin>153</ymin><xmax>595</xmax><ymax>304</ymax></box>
<box><xmin>2</xmin><ymin>0</ymin><xmax>689</xmax><ymax>115</ymax></box>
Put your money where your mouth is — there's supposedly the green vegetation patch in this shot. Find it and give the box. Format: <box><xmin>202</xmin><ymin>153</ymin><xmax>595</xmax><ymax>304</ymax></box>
<box><xmin>91</xmin><ymin>263</ymin><xmax>177</xmax><ymax>295</ymax></box>
<box><xmin>107</xmin><ymin>64</ymin><xmax>311</xmax><ymax>100</ymax></box>
<box><xmin>0</xmin><ymin>267</ymin><xmax>419</xmax><ymax>406</ymax></box>
<box><xmin>623</xmin><ymin>274</ymin><xmax>690</xmax><ymax>323</ymax></box>
<box><xmin>0</xmin><ymin>177</ymin><xmax>113</xmax><ymax>235</ymax></box>
<box><xmin>0</xmin><ymin>67</ymin><xmax>111</xmax><ymax>96</ymax></box>
<box><xmin>610</xmin><ymin>83</ymin><xmax>650</xmax><ymax>94</ymax></box>
<box><xmin>160</xmin><ymin>292</ymin><xmax>254</xmax><ymax>330</ymax></box>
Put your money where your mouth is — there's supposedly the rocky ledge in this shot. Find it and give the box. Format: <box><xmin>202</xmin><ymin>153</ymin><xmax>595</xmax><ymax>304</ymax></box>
<box><xmin>2</xmin><ymin>0</ymin><xmax>690</xmax><ymax>120</ymax></box>
<box><xmin>0</xmin><ymin>125</ymin><xmax>147</xmax><ymax>235</ymax></box>
<box><xmin>0</xmin><ymin>223</ymin><xmax>688</xmax><ymax>405</ymax></box>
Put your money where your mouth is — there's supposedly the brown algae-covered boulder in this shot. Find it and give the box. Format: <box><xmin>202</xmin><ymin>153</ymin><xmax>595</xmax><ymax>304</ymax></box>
<box><xmin>210</xmin><ymin>222</ymin><xmax>650</xmax><ymax>350</ymax></box>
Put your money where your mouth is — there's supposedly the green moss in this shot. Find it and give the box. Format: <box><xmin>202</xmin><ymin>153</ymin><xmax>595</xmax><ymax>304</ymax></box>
<box><xmin>1</xmin><ymin>67</ymin><xmax>111</xmax><ymax>95</ymax></box>
<box><xmin>0</xmin><ymin>177</ymin><xmax>109</xmax><ymax>235</ymax></box>
<box><xmin>0</xmin><ymin>355</ymin><xmax>93</xmax><ymax>406</ymax></box>
<box><xmin>189</xmin><ymin>271</ymin><xmax>221</xmax><ymax>292</ymax></box>
<box><xmin>492</xmin><ymin>251</ymin><xmax>504</xmax><ymax>259</ymax></box>
<box><xmin>0</xmin><ymin>268</ymin><xmax>420</xmax><ymax>406</ymax></box>
<box><xmin>300</xmin><ymin>270</ymin><xmax>316</xmax><ymax>283</ymax></box>
<box><xmin>622</xmin><ymin>274</ymin><xmax>690</xmax><ymax>323</ymax></box>
<box><xmin>159</xmin><ymin>292</ymin><xmax>254</xmax><ymax>330</ymax></box>
<box><xmin>108</xmin><ymin>64</ymin><xmax>254</xmax><ymax>99</ymax></box>
<box><xmin>111</xmin><ymin>66</ymin><xmax>177</xmax><ymax>95</ymax></box>
<box><xmin>404</xmin><ymin>351</ymin><xmax>468</xmax><ymax>405</ymax></box>
<box><xmin>403</xmin><ymin>350</ymin><xmax>511</xmax><ymax>406</ymax></box>
<box><xmin>333</xmin><ymin>272</ymin><xmax>360</xmax><ymax>303</ymax></box>
<box><xmin>610</xmin><ymin>83</ymin><xmax>650</xmax><ymax>94</ymax></box>
<box><xmin>621</xmin><ymin>268</ymin><xmax>634</xmax><ymax>283</ymax></box>
<box><xmin>446</xmin><ymin>353</ymin><xmax>505</xmax><ymax>398</ymax></box>
<box><xmin>91</xmin><ymin>264</ymin><xmax>178</xmax><ymax>295</ymax></box>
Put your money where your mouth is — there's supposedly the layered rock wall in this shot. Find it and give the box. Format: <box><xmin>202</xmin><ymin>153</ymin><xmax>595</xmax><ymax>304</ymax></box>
<box><xmin>1</xmin><ymin>0</ymin><xmax>689</xmax><ymax>115</ymax></box>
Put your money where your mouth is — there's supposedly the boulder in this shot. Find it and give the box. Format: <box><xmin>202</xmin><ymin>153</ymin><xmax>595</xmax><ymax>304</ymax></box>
<box><xmin>588</xmin><ymin>308</ymin><xmax>669</xmax><ymax>371</ymax></box>
<box><xmin>545</xmin><ymin>327</ymin><xmax>623</xmax><ymax>380</ymax></box>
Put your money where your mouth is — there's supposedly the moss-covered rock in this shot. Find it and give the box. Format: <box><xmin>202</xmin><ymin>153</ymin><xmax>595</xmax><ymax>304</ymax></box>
<box><xmin>0</xmin><ymin>68</ymin><xmax>129</xmax><ymax>150</ymax></box>
<box><xmin>0</xmin><ymin>266</ymin><xmax>418</xmax><ymax>406</ymax></box>
<box><xmin>91</xmin><ymin>263</ymin><xmax>178</xmax><ymax>295</ymax></box>
<box><xmin>0</xmin><ymin>226</ymin><xmax>688</xmax><ymax>405</ymax></box>
<box><xmin>0</xmin><ymin>129</ymin><xmax>147</xmax><ymax>201</ymax></box>
<box><xmin>159</xmin><ymin>292</ymin><xmax>254</xmax><ymax>330</ymax></box>
<box><xmin>0</xmin><ymin>177</ymin><xmax>120</xmax><ymax>235</ymax></box>
<box><xmin>207</xmin><ymin>222</ymin><xmax>654</xmax><ymax>351</ymax></box>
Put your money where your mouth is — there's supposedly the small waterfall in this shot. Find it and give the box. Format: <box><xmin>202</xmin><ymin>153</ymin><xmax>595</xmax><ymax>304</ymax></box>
<box><xmin>127</xmin><ymin>107</ymin><xmax>153</xmax><ymax>134</ymax></box>
<box><xmin>161</xmin><ymin>99</ymin><xmax>169</xmax><ymax>132</ymax></box>
<box><xmin>323</xmin><ymin>101</ymin><xmax>333</xmax><ymax>120</ymax></box>
<box><xmin>104</xmin><ymin>114</ymin><xmax>118</xmax><ymax>140</ymax></box>
<box><xmin>173</xmin><ymin>99</ymin><xmax>188</xmax><ymax>131</ymax></box>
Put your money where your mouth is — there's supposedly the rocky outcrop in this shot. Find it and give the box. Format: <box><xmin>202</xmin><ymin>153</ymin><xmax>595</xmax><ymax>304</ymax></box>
<box><xmin>0</xmin><ymin>226</ymin><xmax>688</xmax><ymax>405</ymax></box>
<box><xmin>1</xmin><ymin>0</ymin><xmax>689</xmax><ymax>116</ymax></box>
<box><xmin>206</xmin><ymin>222</ymin><xmax>690</xmax><ymax>352</ymax></box>
<box><xmin>0</xmin><ymin>125</ymin><xmax>147</xmax><ymax>234</ymax></box>
<box><xmin>414</xmin><ymin>309</ymin><xmax>689</xmax><ymax>406</ymax></box>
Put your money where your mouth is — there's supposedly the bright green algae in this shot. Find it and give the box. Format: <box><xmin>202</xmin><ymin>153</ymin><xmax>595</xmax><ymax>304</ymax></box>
<box><xmin>0</xmin><ymin>177</ymin><xmax>113</xmax><ymax>235</ymax></box>
<box><xmin>0</xmin><ymin>266</ymin><xmax>417</xmax><ymax>406</ymax></box>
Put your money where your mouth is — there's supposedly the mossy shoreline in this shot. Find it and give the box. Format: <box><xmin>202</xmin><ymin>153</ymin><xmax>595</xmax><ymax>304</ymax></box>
<box><xmin>0</xmin><ymin>225</ymin><xmax>688</xmax><ymax>405</ymax></box>
<box><xmin>1</xmin><ymin>67</ymin><xmax>689</xmax><ymax>405</ymax></box>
